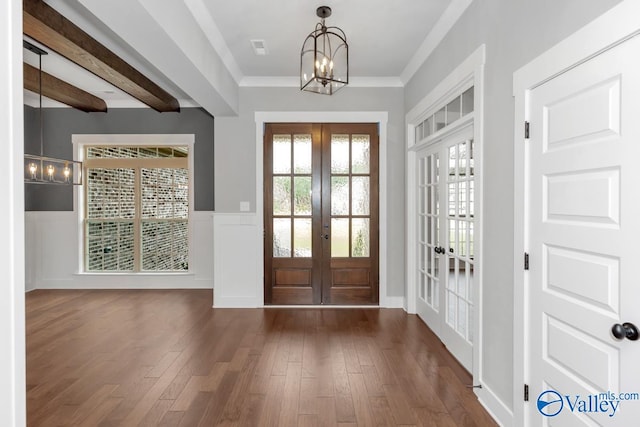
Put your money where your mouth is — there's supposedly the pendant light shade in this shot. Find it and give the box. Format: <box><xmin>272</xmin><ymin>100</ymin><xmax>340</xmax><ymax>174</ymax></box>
<box><xmin>300</xmin><ymin>6</ymin><xmax>349</xmax><ymax>95</ymax></box>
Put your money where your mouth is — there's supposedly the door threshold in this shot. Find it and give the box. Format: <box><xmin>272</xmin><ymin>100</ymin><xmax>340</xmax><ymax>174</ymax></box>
<box><xmin>264</xmin><ymin>305</ymin><xmax>381</xmax><ymax>309</ymax></box>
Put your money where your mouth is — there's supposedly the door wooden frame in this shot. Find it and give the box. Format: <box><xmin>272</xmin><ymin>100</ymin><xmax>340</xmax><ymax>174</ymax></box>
<box><xmin>513</xmin><ymin>2</ymin><xmax>640</xmax><ymax>425</ymax></box>
<box><xmin>255</xmin><ymin>111</ymin><xmax>389</xmax><ymax>307</ymax></box>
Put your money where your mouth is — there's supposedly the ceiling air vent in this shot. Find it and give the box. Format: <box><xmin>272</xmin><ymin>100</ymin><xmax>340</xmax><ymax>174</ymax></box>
<box><xmin>250</xmin><ymin>39</ymin><xmax>268</xmax><ymax>56</ymax></box>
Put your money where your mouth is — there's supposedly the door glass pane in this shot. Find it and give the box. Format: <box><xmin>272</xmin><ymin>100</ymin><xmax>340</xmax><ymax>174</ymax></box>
<box><xmin>447</xmin><ymin>291</ymin><xmax>456</xmax><ymax>326</ymax></box>
<box><xmin>293</xmin><ymin>177</ymin><xmax>312</xmax><ymax>215</ymax></box>
<box><xmin>273</xmin><ymin>135</ymin><xmax>291</xmax><ymax>174</ymax></box>
<box><xmin>459</xmin><ymin>221</ymin><xmax>467</xmax><ymax>256</ymax></box>
<box><xmin>459</xmin><ymin>141</ymin><xmax>467</xmax><ymax>176</ymax></box>
<box><xmin>331</xmin><ymin>176</ymin><xmax>349</xmax><ymax>215</ymax></box>
<box><xmin>469</xmin><ymin>139</ymin><xmax>475</xmax><ymax>175</ymax></box>
<box><xmin>469</xmin><ymin>180</ymin><xmax>475</xmax><ymax>217</ymax></box>
<box><xmin>448</xmin><ymin>183</ymin><xmax>456</xmax><ymax>216</ymax></box>
<box><xmin>459</xmin><ymin>181</ymin><xmax>467</xmax><ymax>217</ymax></box>
<box><xmin>448</xmin><ymin>145</ymin><xmax>457</xmax><ymax>177</ymax></box>
<box><xmin>293</xmin><ymin>218</ymin><xmax>312</xmax><ymax>257</ymax></box>
<box><xmin>448</xmin><ymin>219</ymin><xmax>456</xmax><ymax>254</ymax></box>
<box><xmin>273</xmin><ymin>218</ymin><xmax>291</xmax><ymax>257</ymax></box>
<box><xmin>293</xmin><ymin>135</ymin><xmax>312</xmax><ymax>173</ymax></box>
<box><xmin>469</xmin><ymin>262</ymin><xmax>474</xmax><ymax>300</ymax></box>
<box><xmin>352</xmin><ymin>177</ymin><xmax>370</xmax><ymax>215</ymax></box>
<box><xmin>273</xmin><ymin>177</ymin><xmax>291</xmax><ymax>215</ymax></box>
<box><xmin>352</xmin><ymin>218</ymin><xmax>370</xmax><ymax>257</ymax></box>
<box><xmin>458</xmin><ymin>260</ymin><xmax>467</xmax><ymax>296</ymax></box>
<box><xmin>331</xmin><ymin>135</ymin><xmax>350</xmax><ymax>173</ymax></box>
<box><xmin>352</xmin><ymin>135</ymin><xmax>370</xmax><ymax>173</ymax></box>
<box><xmin>458</xmin><ymin>299</ymin><xmax>468</xmax><ymax>337</ymax></box>
<box><xmin>331</xmin><ymin>218</ymin><xmax>349</xmax><ymax>257</ymax></box>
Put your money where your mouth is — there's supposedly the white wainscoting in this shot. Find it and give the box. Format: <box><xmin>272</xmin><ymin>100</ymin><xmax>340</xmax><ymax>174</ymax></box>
<box><xmin>212</xmin><ymin>213</ymin><xmax>262</xmax><ymax>307</ymax></box>
<box><xmin>25</xmin><ymin>211</ymin><xmax>214</xmax><ymax>289</ymax></box>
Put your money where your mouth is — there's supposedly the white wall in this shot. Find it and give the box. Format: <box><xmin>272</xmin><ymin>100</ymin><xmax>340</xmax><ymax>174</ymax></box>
<box><xmin>25</xmin><ymin>211</ymin><xmax>214</xmax><ymax>289</ymax></box>
<box><xmin>0</xmin><ymin>0</ymin><xmax>26</xmax><ymax>424</ymax></box>
<box><xmin>404</xmin><ymin>0</ymin><xmax>622</xmax><ymax>417</ymax></box>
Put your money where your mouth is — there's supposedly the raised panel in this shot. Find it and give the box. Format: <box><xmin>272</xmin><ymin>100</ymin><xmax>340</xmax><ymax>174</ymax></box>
<box><xmin>545</xmin><ymin>245</ymin><xmax>619</xmax><ymax>314</ymax></box>
<box><xmin>544</xmin><ymin>76</ymin><xmax>621</xmax><ymax>150</ymax></box>
<box><xmin>275</xmin><ymin>269</ymin><xmax>311</xmax><ymax>287</ymax></box>
<box><xmin>544</xmin><ymin>168</ymin><xmax>619</xmax><ymax>225</ymax></box>
<box><xmin>332</xmin><ymin>268</ymin><xmax>369</xmax><ymax>286</ymax></box>
<box><xmin>544</xmin><ymin>315</ymin><xmax>618</xmax><ymax>393</ymax></box>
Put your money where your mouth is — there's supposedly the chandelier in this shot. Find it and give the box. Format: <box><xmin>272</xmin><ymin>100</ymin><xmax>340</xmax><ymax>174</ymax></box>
<box><xmin>300</xmin><ymin>6</ymin><xmax>349</xmax><ymax>95</ymax></box>
<box><xmin>23</xmin><ymin>40</ymin><xmax>82</xmax><ymax>185</ymax></box>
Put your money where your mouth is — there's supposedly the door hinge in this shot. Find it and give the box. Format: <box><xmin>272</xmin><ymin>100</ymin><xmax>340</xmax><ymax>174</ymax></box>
<box><xmin>524</xmin><ymin>384</ymin><xmax>529</xmax><ymax>401</ymax></box>
<box><xmin>524</xmin><ymin>121</ymin><xmax>530</xmax><ymax>139</ymax></box>
<box><xmin>524</xmin><ymin>252</ymin><xmax>530</xmax><ymax>270</ymax></box>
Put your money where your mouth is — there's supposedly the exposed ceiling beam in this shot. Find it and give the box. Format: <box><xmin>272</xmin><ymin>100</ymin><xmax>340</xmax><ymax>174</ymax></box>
<box><xmin>24</xmin><ymin>62</ymin><xmax>107</xmax><ymax>112</ymax></box>
<box><xmin>23</xmin><ymin>0</ymin><xmax>180</xmax><ymax>113</ymax></box>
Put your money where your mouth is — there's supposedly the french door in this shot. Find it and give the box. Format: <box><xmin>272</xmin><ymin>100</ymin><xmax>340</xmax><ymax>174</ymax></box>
<box><xmin>264</xmin><ymin>123</ymin><xmax>379</xmax><ymax>305</ymax></box>
<box><xmin>416</xmin><ymin>125</ymin><xmax>474</xmax><ymax>371</ymax></box>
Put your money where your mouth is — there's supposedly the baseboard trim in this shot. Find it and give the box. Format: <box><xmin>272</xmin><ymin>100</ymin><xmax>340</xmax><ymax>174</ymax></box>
<box><xmin>475</xmin><ymin>383</ymin><xmax>514</xmax><ymax>426</ymax></box>
<box><xmin>382</xmin><ymin>296</ymin><xmax>405</xmax><ymax>309</ymax></box>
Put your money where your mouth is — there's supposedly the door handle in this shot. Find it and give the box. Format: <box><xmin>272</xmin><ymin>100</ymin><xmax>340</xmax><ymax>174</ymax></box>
<box><xmin>611</xmin><ymin>322</ymin><xmax>639</xmax><ymax>341</ymax></box>
<box><xmin>434</xmin><ymin>246</ymin><xmax>444</xmax><ymax>254</ymax></box>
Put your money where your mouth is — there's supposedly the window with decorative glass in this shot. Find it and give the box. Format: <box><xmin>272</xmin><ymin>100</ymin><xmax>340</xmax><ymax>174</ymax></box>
<box><xmin>83</xmin><ymin>146</ymin><xmax>189</xmax><ymax>272</ymax></box>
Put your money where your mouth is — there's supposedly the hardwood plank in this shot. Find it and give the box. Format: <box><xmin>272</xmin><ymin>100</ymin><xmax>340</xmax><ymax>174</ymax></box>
<box><xmin>348</xmin><ymin>373</ymin><xmax>374</xmax><ymax>426</ymax></box>
<box><xmin>279</xmin><ymin>361</ymin><xmax>303</xmax><ymax>427</ymax></box>
<box><xmin>26</xmin><ymin>290</ymin><xmax>498</xmax><ymax>427</ymax></box>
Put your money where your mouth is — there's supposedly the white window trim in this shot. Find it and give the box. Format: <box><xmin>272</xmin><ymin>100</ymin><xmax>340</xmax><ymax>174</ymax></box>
<box><xmin>512</xmin><ymin>2</ymin><xmax>640</xmax><ymax>426</ymax></box>
<box><xmin>405</xmin><ymin>43</ymin><xmax>491</xmax><ymax>414</ymax></box>
<box><xmin>254</xmin><ymin>111</ymin><xmax>389</xmax><ymax>307</ymax></box>
<box><xmin>72</xmin><ymin>134</ymin><xmax>195</xmax><ymax>274</ymax></box>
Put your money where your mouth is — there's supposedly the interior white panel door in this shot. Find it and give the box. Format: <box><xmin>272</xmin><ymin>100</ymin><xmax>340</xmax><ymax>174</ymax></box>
<box><xmin>528</xmin><ymin>34</ymin><xmax>640</xmax><ymax>426</ymax></box>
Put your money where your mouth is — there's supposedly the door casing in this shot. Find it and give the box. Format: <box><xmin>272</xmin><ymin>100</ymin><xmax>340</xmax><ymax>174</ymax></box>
<box><xmin>255</xmin><ymin>111</ymin><xmax>390</xmax><ymax>306</ymax></box>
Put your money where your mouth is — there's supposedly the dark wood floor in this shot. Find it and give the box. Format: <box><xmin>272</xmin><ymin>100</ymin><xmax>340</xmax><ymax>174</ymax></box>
<box><xmin>26</xmin><ymin>289</ymin><xmax>497</xmax><ymax>426</ymax></box>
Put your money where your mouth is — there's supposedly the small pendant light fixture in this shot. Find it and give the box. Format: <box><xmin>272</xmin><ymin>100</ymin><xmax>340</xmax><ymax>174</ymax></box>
<box><xmin>300</xmin><ymin>6</ymin><xmax>349</xmax><ymax>95</ymax></box>
<box><xmin>23</xmin><ymin>40</ymin><xmax>82</xmax><ymax>185</ymax></box>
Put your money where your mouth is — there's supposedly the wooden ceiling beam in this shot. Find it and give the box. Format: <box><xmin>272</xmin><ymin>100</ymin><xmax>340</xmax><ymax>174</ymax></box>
<box><xmin>23</xmin><ymin>0</ymin><xmax>180</xmax><ymax>113</ymax></box>
<box><xmin>24</xmin><ymin>62</ymin><xmax>107</xmax><ymax>113</ymax></box>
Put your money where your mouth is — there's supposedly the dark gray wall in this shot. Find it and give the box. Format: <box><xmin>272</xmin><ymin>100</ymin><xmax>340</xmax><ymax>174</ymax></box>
<box><xmin>24</xmin><ymin>106</ymin><xmax>214</xmax><ymax>211</ymax></box>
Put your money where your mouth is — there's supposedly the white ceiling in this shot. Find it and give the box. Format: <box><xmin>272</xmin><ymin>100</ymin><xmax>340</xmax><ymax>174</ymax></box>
<box><xmin>26</xmin><ymin>0</ymin><xmax>472</xmax><ymax>114</ymax></box>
